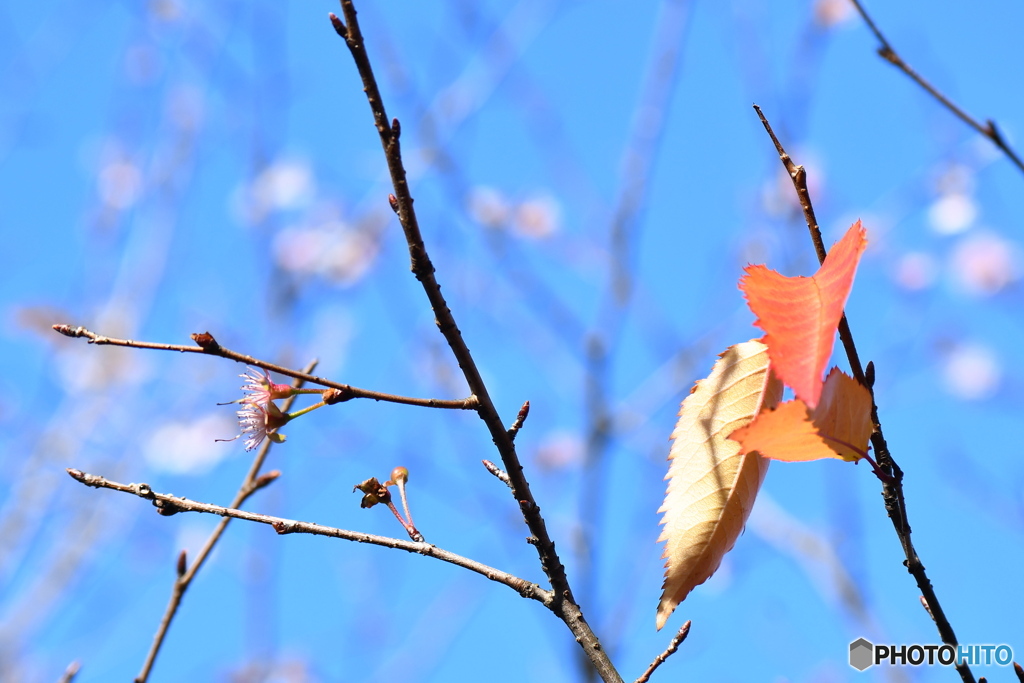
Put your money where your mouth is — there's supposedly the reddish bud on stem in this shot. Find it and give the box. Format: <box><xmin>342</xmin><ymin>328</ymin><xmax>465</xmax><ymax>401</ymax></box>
<box><xmin>329</xmin><ymin>13</ymin><xmax>347</xmax><ymax>38</ymax></box>
<box><xmin>190</xmin><ymin>332</ymin><xmax>218</xmax><ymax>350</ymax></box>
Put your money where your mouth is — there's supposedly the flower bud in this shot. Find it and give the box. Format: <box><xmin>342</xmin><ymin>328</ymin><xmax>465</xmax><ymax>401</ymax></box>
<box><xmin>390</xmin><ymin>466</ymin><xmax>409</xmax><ymax>485</ymax></box>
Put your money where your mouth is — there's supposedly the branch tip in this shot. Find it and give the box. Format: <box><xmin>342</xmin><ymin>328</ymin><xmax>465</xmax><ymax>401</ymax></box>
<box><xmin>176</xmin><ymin>550</ymin><xmax>187</xmax><ymax>578</ymax></box>
<box><xmin>635</xmin><ymin>620</ymin><xmax>691</xmax><ymax>683</ymax></box>
<box><xmin>482</xmin><ymin>459</ymin><xmax>512</xmax><ymax>488</ymax></box>
<box><xmin>67</xmin><ymin>468</ymin><xmax>106</xmax><ymax>489</ymax></box>
<box><xmin>253</xmin><ymin>470</ymin><xmax>282</xmax><ymax>491</ymax></box>
<box><xmin>190</xmin><ymin>331</ymin><xmax>219</xmax><ymax>351</ymax></box>
<box><xmin>507</xmin><ymin>400</ymin><xmax>531</xmax><ymax>441</ymax></box>
<box><xmin>53</xmin><ymin>323</ymin><xmax>85</xmax><ymax>338</ymax></box>
<box><xmin>328</xmin><ymin>12</ymin><xmax>347</xmax><ymax>38</ymax></box>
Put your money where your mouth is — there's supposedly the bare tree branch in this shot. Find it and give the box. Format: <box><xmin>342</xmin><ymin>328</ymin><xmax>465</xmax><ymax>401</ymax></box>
<box><xmin>51</xmin><ymin>325</ymin><xmax>476</xmax><ymax>411</ymax></box>
<box><xmin>65</xmin><ymin>468</ymin><xmax>552</xmax><ymax>604</ymax></box>
<box><xmin>753</xmin><ymin>104</ymin><xmax>976</xmax><ymax>683</ymax></box>
<box><xmin>850</xmin><ymin>0</ymin><xmax>1024</xmax><ymax>176</ymax></box>
<box><xmin>634</xmin><ymin>621</ymin><xmax>690</xmax><ymax>683</ymax></box>
<box><xmin>329</xmin><ymin>2</ymin><xmax>621</xmax><ymax>679</ymax></box>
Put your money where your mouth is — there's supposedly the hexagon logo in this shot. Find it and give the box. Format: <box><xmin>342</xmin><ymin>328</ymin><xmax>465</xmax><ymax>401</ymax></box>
<box><xmin>850</xmin><ymin>638</ymin><xmax>874</xmax><ymax>671</ymax></box>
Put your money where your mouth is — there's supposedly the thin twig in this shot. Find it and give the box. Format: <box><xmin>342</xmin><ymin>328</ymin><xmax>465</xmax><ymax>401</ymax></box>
<box><xmin>481</xmin><ymin>460</ymin><xmax>512</xmax><ymax>489</ymax></box>
<box><xmin>51</xmin><ymin>325</ymin><xmax>476</xmax><ymax>411</ymax></box>
<box><xmin>634</xmin><ymin>621</ymin><xmax>690</xmax><ymax>683</ymax></box>
<box><xmin>65</xmin><ymin>468</ymin><xmax>551</xmax><ymax>604</ymax></box>
<box><xmin>330</xmin><ymin>4</ymin><xmax>621</xmax><ymax>681</ymax></box>
<box><xmin>752</xmin><ymin>105</ymin><xmax>866</xmax><ymax>385</ymax></box>
<box><xmin>849</xmin><ymin>0</ymin><xmax>1024</xmax><ymax>176</ymax></box>
<box><xmin>507</xmin><ymin>400</ymin><xmax>531</xmax><ymax>442</ymax></box>
<box><xmin>753</xmin><ymin>104</ymin><xmax>975</xmax><ymax>683</ymax></box>
<box><xmin>133</xmin><ymin>361</ymin><xmax>317</xmax><ymax>683</ymax></box>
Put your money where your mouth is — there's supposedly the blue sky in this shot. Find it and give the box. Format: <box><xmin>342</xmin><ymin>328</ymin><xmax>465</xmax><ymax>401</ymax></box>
<box><xmin>3</xmin><ymin>1</ymin><xmax>1023</xmax><ymax>681</ymax></box>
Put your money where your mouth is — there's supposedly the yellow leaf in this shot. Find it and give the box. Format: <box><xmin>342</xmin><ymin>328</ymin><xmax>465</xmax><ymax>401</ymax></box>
<box><xmin>728</xmin><ymin>368</ymin><xmax>873</xmax><ymax>463</ymax></box>
<box><xmin>656</xmin><ymin>339</ymin><xmax>783</xmax><ymax>630</ymax></box>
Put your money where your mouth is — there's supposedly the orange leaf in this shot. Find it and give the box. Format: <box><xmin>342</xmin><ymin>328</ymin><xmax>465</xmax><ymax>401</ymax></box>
<box><xmin>728</xmin><ymin>368</ymin><xmax>873</xmax><ymax>463</ymax></box>
<box><xmin>739</xmin><ymin>221</ymin><xmax>867</xmax><ymax>409</ymax></box>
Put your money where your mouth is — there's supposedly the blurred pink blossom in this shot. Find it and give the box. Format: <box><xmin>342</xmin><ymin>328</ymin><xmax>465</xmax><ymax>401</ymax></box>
<box><xmin>273</xmin><ymin>222</ymin><xmax>379</xmax><ymax>286</ymax></box>
<box><xmin>950</xmin><ymin>232</ymin><xmax>1018</xmax><ymax>295</ymax></box>
<box><xmin>98</xmin><ymin>160</ymin><xmax>142</xmax><ymax>210</ymax></box>
<box><xmin>534</xmin><ymin>430</ymin><xmax>584</xmax><ymax>470</ymax></box>
<box><xmin>513</xmin><ymin>194</ymin><xmax>561</xmax><ymax>238</ymax></box>
<box><xmin>814</xmin><ymin>0</ymin><xmax>854</xmax><ymax>27</ymax></box>
<box><xmin>234</xmin><ymin>158</ymin><xmax>316</xmax><ymax>224</ymax></box>
<box><xmin>468</xmin><ymin>186</ymin><xmax>510</xmax><ymax>228</ymax></box>
<box><xmin>894</xmin><ymin>252</ymin><xmax>938</xmax><ymax>291</ymax></box>
<box><xmin>942</xmin><ymin>343</ymin><xmax>1000</xmax><ymax>400</ymax></box>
